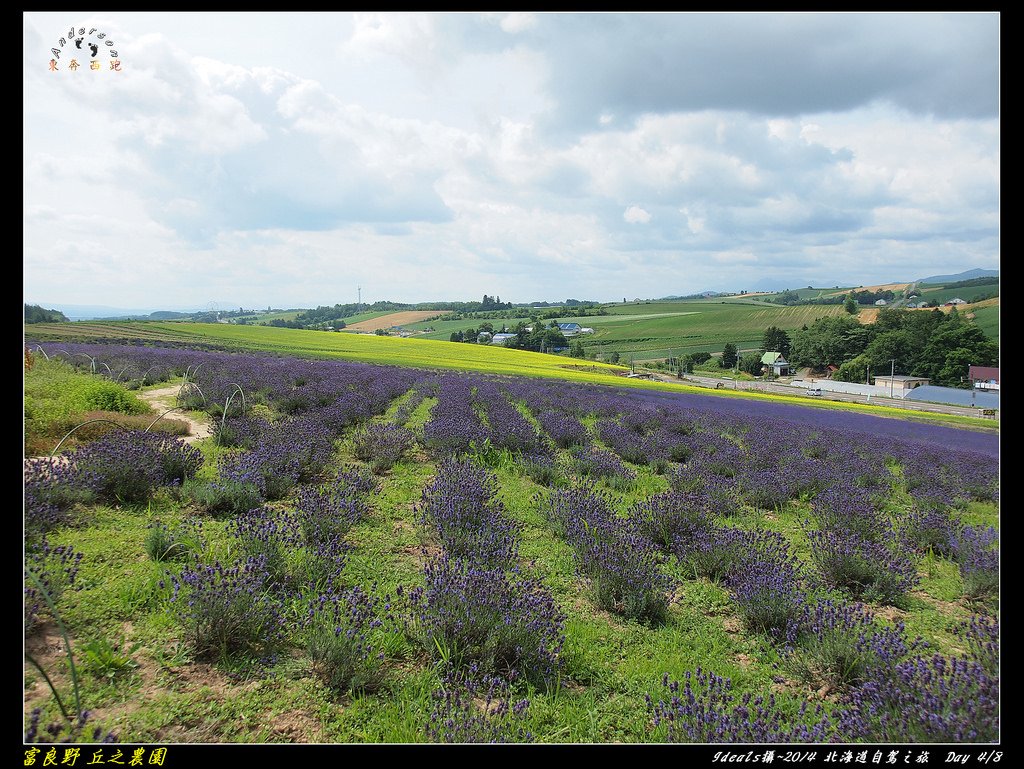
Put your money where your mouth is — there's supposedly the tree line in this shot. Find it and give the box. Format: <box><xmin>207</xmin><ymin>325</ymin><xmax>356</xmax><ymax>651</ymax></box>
<box><xmin>788</xmin><ymin>308</ymin><xmax>996</xmax><ymax>387</ymax></box>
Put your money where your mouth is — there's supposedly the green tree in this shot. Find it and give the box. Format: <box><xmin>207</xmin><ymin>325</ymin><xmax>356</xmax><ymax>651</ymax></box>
<box><xmin>915</xmin><ymin>323</ymin><xmax>997</xmax><ymax>386</ymax></box>
<box><xmin>789</xmin><ymin>315</ymin><xmax>873</xmax><ymax>370</ymax></box>
<box><xmin>835</xmin><ymin>354</ymin><xmax>870</xmax><ymax>383</ymax></box>
<box><xmin>721</xmin><ymin>343</ymin><xmax>738</xmax><ymax>369</ymax></box>
<box><xmin>739</xmin><ymin>352</ymin><xmax>763</xmax><ymax>376</ymax></box>
<box><xmin>570</xmin><ymin>340</ymin><xmax>586</xmax><ymax>359</ymax></box>
<box><xmin>844</xmin><ymin>295</ymin><xmax>858</xmax><ymax>314</ymax></box>
<box><xmin>863</xmin><ymin>330</ymin><xmax>915</xmax><ymax>371</ymax></box>
<box><xmin>608</xmin><ymin>351</ymin><xmax>621</xmax><ymax>364</ymax></box>
<box><xmin>762</xmin><ymin>326</ymin><xmax>791</xmax><ymax>357</ymax></box>
<box><xmin>24</xmin><ymin>304</ymin><xmax>69</xmax><ymax>323</ymax></box>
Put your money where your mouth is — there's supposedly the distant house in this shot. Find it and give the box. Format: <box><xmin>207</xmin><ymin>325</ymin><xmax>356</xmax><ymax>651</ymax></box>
<box><xmin>760</xmin><ymin>352</ymin><xmax>791</xmax><ymax>376</ymax></box>
<box><xmin>558</xmin><ymin>323</ymin><xmax>583</xmax><ymax>336</ymax></box>
<box><xmin>873</xmin><ymin>375</ymin><xmax>930</xmax><ymax>394</ymax></box>
<box><xmin>874</xmin><ymin>299</ymin><xmax>888</xmax><ymax>306</ymax></box>
<box><xmin>579</xmin><ymin>327</ymin><xmax>595</xmax><ymax>335</ymax></box>
<box><xmin>490</xmin><ymin>332</ymin><xmax>517</xmax><ymax>345</ymax></box>
<box><xmin>945</xmin><ymin>298</ymin><xmax>967</xmax><ymax>306</ymax></box>
<box><xmin>969</xmin><ymin>365</ymin><xmax>999</xmax><ymax>391</ymax></box>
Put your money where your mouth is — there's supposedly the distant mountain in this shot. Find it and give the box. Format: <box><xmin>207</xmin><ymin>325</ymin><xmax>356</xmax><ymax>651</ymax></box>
<box><xmin>916</xmin><ymin>268</ymin><xmax>998</xmax><ymax>285</ymax></box>
<box><xmin>660</xmin><ymin>291</ymin><xmax>724</xmax><ymax>299</ymax></box>
<box><xmin>41</xmin><ymin>303</ymin><xmax>171</xmax><ymax>320</ymax></box>
<box><xmin>39</xmin><ymin>303</ymin><xmax>238</xmax><ymax>320</ymax></box>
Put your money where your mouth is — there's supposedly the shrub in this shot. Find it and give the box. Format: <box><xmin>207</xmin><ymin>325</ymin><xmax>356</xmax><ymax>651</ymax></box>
<box><xmin>73</xmin><ymin>431</ymin><xmax>165</xmax><ymax>504</ymax></box>
<box><xmin>296</xmin><ymin>483</ymin><xmax>367</xmax><ymax>544</ymax></box>
<box><xmin>807</xmin><ymin>528</ymin><xmax>919</xmax><ymax>606</ymax></box>
<box><xmin>404</xmin><ymin>555</ymin><xmax>564</xmax><ymax>686</ymax></box>
<box><xmin>24</xmin><ymin>458</ymin><xmax>97</xmax><ymax>540</ymax></box>
<box><xmin>226</xmin><ymin>507</ymin><xmax>302</xmax><ymax>588</ymax></box>
<box><xmin>900</xmin><ymin>506</ymin><xmax>962</xmax><ymax>557</ymax></box>
<box><xmin>24</xmin><ymin>540</ymin><xmax>82</xmax><ymax>633</ymax></box>
<box><xmin>545</xmin><ymin>487</ymin><xmax>670</xmax><ymax>623</ymax></box>
<box><xmin>350</xmin><ymin>422</ymin><xmax>415</xmax><ymax>474</ymax></box>
<box><xmin>172</xmin><ymin>556</ymin><xmax>285</xmax><ymax>659</ymax></box>
<box><xmin>418</xmin><ymin>458</ymin><xmax>520</xmax><ymax>569</ymax></box>
<box><xmin>951</xmin><ymin>525</ymin><xmax>999</xmax><ymax>601</ymax></box>
<box><xmin>68</xmin><ymin>430</ymin><xmax>201</xmax><ymax>504</ymax></box>
<box><xmin>305</xmin><ymin>586</ymin><xmax>387</xmax><ymax>694</ymax></box>
<box><xmin>647</xmin><ymin>670</ymin><xmax>831</xmax><ymax>743</ymax></box>
<box><xmin>519</xmin><ymin>453</ymin><xmax>563</xmax><ymax>487</ymax></box>
<box><xmin>426</xmin><ymin>674</ymin><xmax>533</xmax><ymax>743</ymax></box>
<box><xmin>789</xmin><ymin>600</ymin><xmax>924</xmax><ymax>689</ymax></box>
<box><xmin>182</xmin><ymin>477</ymin><xmax>262</xmax><ymax>517</ymax></box>
<box><xmin>957</xmin><ymin>615</ymin><xmax>998</xmax><ymax>677</ymax></box>
<box><xmin>837</xmin><ymin>654</ymin><xmax>998</xmax><ymax>742</ymax></box>
<box><xmin>632</xmin><ymin>491</ymin><xmax>713</xmax><ymax>553</ymax></box>
<box><xmin>726</xmin><ymin>554</ymin><xmax>806</xmax><ymax>646</ymax></box>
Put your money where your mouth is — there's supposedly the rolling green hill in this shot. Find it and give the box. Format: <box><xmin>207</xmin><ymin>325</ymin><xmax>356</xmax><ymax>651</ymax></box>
<box><xmin>919</xmin><ymin>283</ymin><xmax>999</xmax><ymax>305</ymax></box>
<box><xmin>404</xmin><ymin>301</ymin><xmax>848</xmax><ymax>362</ymax></box>
<box><xmin>971</xmin><ymin>304</ymin><xmax>999</xmax><ymax>340</ymax></box>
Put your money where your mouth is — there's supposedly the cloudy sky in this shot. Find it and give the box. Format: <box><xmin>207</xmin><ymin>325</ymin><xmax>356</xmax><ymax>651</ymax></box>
<box><xmin>24</xmin><ymin>12</ymin><xmax>999</xmax><ymax>311</ymax></box>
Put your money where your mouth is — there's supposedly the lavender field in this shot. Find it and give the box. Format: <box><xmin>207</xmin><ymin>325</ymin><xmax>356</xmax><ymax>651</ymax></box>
<box><xmin>24</xmin><ymin>343</ymin><xmax>999</xmax><ymax>743</ymax></box>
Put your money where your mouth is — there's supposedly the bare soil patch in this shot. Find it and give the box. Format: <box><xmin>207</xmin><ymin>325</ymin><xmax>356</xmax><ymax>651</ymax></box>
<box><xmin>139</xmin><ymin>386</ymin><xmax>212</xmax><ymax>443</ymax></box>
<box><xmin>345</xmin><ymin>311</ymin><xmax>442</xmax><ymax>332</ymax></box>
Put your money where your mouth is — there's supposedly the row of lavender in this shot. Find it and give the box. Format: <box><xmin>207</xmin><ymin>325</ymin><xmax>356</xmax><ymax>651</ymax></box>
<box><xmin>26</xmin><ymin>342</ymin><xmax>999</xmax><ymax>742</ymax></box>
<box><xmin>407</xmin><ymin>458</ymin><xmax>563</xmax><ymax>741</ymax></box>
<box><xmin>415</xmin><ymin>373</ymin><xmax>999</xmax><ymax>741</ymax></box>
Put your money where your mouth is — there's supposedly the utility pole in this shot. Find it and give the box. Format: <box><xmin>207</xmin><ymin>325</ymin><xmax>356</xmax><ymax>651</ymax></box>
<box><xmin>866</xmin><ymin>364</ymin><xmax>871</xmax><ymax>386</ymax></box>
<box><xmin>889</xmin><ymin>359</ymin><xmax>896</xmax><ymax>398</ymax></box>
<box><xmin>357</xmin><ymin>286</ymin><xmax>362</xmax><ymax>315</ymax></box>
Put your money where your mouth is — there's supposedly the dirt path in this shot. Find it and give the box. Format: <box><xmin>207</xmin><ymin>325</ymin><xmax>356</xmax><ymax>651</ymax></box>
<box><xmin>139</xmin><ymin>386</ymin><xmax>212</xmax><ymax>444</ymax></box>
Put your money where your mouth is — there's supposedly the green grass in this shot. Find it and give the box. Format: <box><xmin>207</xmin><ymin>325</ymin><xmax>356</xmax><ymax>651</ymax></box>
<box><xmin>561</xmin><ymin>301</ymin><xmax>848</xmax><ymax>361</ymax></box>
<box><xmin>405</xmin><ymin>300</ymin><xmax>849</xmax><ymax>360</ymax></box>
<box><xmin>24</xmin><ymin>357</ymin><xmax>161</xmax><ymax>454</ymax></box>
<box><xmin>919</xmin><ymin>284</ymin><xmax>999</xmax><ymax>304</ymax></box>
<box><xmin>970</xmin><ymin>304</ymin><xmax>999</xmax><ymax>341</ymax></box>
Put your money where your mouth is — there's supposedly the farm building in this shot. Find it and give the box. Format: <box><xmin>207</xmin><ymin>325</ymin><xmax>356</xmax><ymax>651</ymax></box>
<box><xmin>872</xmin><ymin>375</ymin><xmax>930</xmax><ymax>394</ymax></box>
<box><xmin>874</xmin><ymin>299</ymin><xmax>888</xmax><ymax>306</ymax></box>
<box><xmin>490</xmin><ymin>333</ymin><xmax>517</xmax><ymax>345</ymax></box>
<box><xmin>760</xmin><ymin>352</ymin><xmax>791</xmax><ymax>376</ymax></box>
<box><xmin>558</xmin><ymin>323</ymin><xmax>583</xmax><ymax>336</ymax></box>
<box><xmin>904</xmin><ymin>385</ymin><xmax>999</xmax><ymax>410</ymax></box>
<box><xmin>969</xmin><ymin>365</ymin><xmax>999</xmax><ymax>391</ymax></box>
<box><xmin>945</xmin><ymin>298</ymin><xmax>968</xmax><ymax>305</ymax></box>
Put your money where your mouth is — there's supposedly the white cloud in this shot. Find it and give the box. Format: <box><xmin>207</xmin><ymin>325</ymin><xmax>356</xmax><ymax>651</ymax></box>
<box><xmin>624</xmin><ymin>206</ymin><xmax>652</xmax><ymax>224</ymax></box>
<box><xmin>22</xmin><ymin>12</ymin><xmax>999</xmax><ymax>308</ymax></box>
<box><xmin>713</xmin><ymin>250</ymin><xmax>759</xmax><ymax>264</ymax></box>
<box><xmin>500</xmin><ymin>13</ymin><xmax>537</xmax><ymax>34</ymax></box>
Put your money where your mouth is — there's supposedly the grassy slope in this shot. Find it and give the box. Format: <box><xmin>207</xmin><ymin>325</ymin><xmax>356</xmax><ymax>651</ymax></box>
<box><xmin>407</xmin><ymin>301</ymin><xmax>849</xmax><ymax>360</ymax></box>
<box><xmin>971</xmin><ymin>305</ymin><xmax>999</xmax><ymax>341</ymax></box>
<box><xmin>920</xmin><ymin>284</ymin><xmax>999</xmax><ymax>304</ymax></box>
<box><xmin>576</xmin><ymin>301</ymin><xmax>846</xmax><ymax>359</ymax></box>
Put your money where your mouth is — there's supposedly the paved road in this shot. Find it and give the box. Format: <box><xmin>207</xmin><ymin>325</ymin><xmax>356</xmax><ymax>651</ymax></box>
<box><xmin>645</xmin><ymin>372</ymin><xmax>998</xmax><ymax>421</ymax></box>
